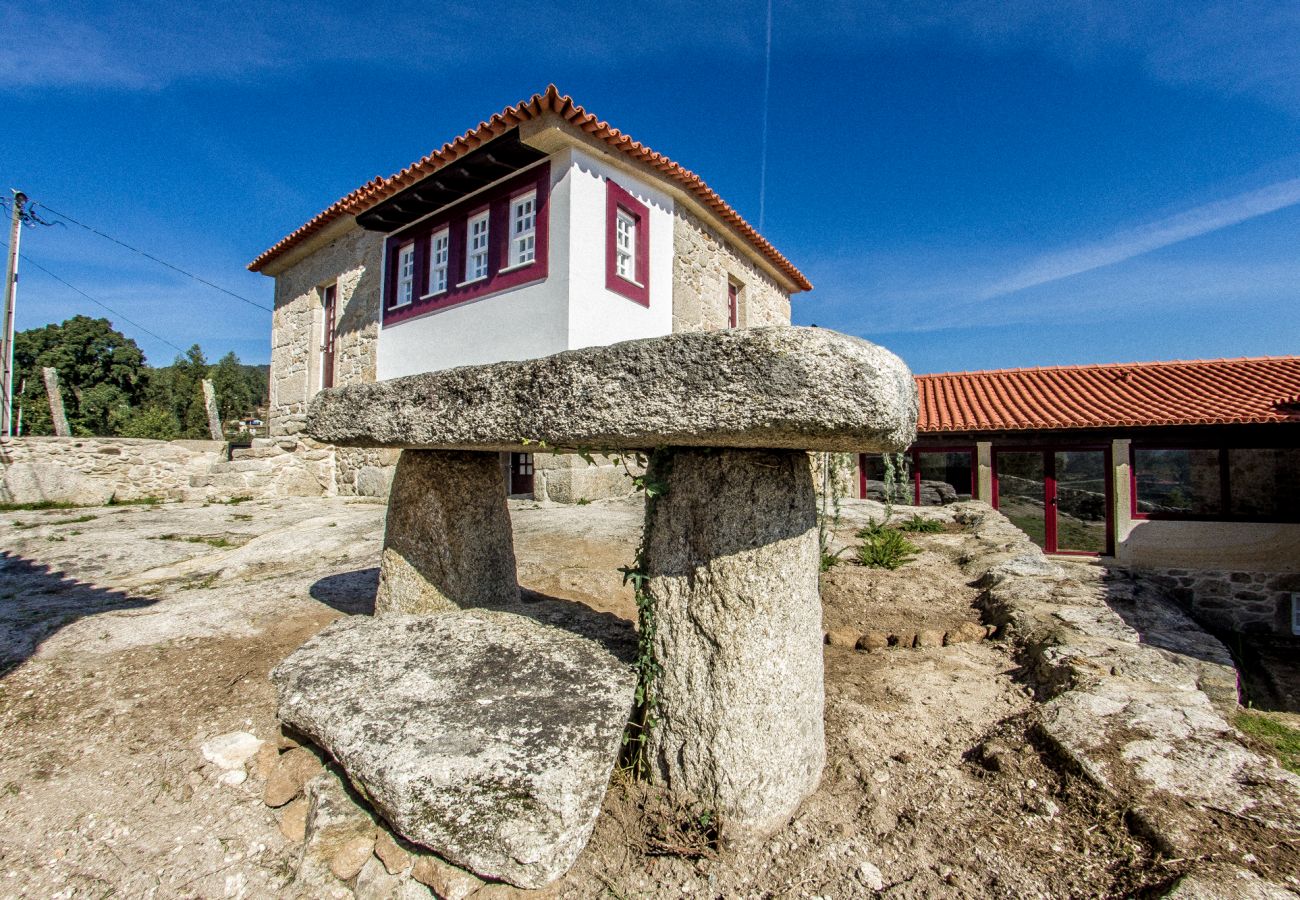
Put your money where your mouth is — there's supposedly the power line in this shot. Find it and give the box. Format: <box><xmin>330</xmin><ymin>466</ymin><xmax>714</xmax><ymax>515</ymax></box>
<box><xmin>33</xmin><ymin>202</ymin><xmax>272</xmax><ymax>312</ymax></box>
<box><xmin>18</xmin><ymin>253</ymin><xmax>188</xmax><ymax>355</ymax></box>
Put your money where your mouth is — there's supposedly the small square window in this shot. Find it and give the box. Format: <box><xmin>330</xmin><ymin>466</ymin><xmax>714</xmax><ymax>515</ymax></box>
<box><xmin>508</xmin><ymin>192</ymin><xmax>537</xmax><ymax>269</ymax></box>
<box><xmin>466</xmin><ymin>211</ymin><xmax>490</xmax><ymax>282</ymax></box>
<box><xmin>615</xmin><ymin>209</ymin><xmax>636</xmax><ymax>281</ymax></box>
<box><xmin>394</xmin><ymin>243</ymin><xmax>414</xmax><ymax>307</ymax></box>
<box><xmin>428</xmin><ymin>229</ymin><xmax>449</xmax><ymax>295</ymax></box>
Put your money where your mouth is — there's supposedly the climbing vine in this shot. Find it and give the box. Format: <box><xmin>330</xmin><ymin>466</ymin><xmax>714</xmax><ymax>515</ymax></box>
<box><xmin>817</xmin><ymin>452</ymin><xmax>853</xmax><ymax>571</ymax></box>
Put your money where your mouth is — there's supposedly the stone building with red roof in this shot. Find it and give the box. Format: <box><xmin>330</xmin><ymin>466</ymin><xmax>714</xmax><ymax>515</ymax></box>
<box><xmin>248</xmin><ymin>86</ymin><xmax>809</xmax><ymax>500</ymax></box>
<box><xmin>858</xmin><ymin>356</ymin><xmax>1300</xmax><ymax>638</ymax></box>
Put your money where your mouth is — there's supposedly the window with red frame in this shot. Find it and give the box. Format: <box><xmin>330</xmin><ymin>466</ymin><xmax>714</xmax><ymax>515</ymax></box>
<box><xmin>1132</xmin><ymin>445</ymin><xmax>1300</xmax><ymax>522</ymax></box>
<box><xmin>605</xmin><ymin>179</ymin><xmax>650</xmax><ymax>306</ymax></box>
<box><xmin>382</xmin><ymin>164</ymin><xmax>550</xmax><ymax>325</ymax></box>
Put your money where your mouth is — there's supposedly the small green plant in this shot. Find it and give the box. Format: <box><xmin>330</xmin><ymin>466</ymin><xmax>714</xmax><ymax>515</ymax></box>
<box><xmin>222</xmin><ymin>496</ymin><xmax>253</xmax><ymax>505</ymax></box>
<box><xmin>856</xmin><ymin>528</ymin><xmax>919</xmax><ymax>570</ymax></box>
<box><xmin>820</xmin><ymin>547</ymin><xmax>850</xmax><ymax>571</ymax></box>
<box><xmin>0</xmin><ymin>500</ymin><xmax>83</xmax><ymax>512</ymax></box>
<box><xmin>1236</xmin><ymin>711</ymin><xmax>1300</xmax><ymax>774</ymax></box>
<box><xmin>46</xmin><ymin>534</ymin><xmax>67</xmax><ymax>542</ymax></box>
<box><xmin>107</xmin><ymin>495</ymin><xmax>163</xmax><ymax>507</ymax></box>
<box><xmin>895</xmin><ymin>514</ymin><xmax>944</xmax><ymax>533</ymax></box>
<box><xmin>576</xmin><ymin>497</ymin><xmax>591</xmax><ymax>506</ymax></box>
<box><xmin>154</xmin><ymin>533</ymin><xmax>234</xmax><ymax>548</ymax></box>
<box><xmin>854</xmin><ymin>518</ymin><xmax>890</xmax><ymax>540</ymax></box>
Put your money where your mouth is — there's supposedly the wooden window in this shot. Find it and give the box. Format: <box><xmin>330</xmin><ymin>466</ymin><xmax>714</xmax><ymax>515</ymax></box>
<box><xmin>615</xmin><ymin>210</ymin><xmax>636</xmax><ymax>280</ymax></box>
<box><xmin>507</xmin><ymin>191</ymin><xmax>537</xmax><ymax>269</ymax></box>
<box><xmin>464</xmin><ymin>211</ymin><xmax>490</xmax><ymax>283</ymax></box>
<box><xmin>427</xmin><ymin>229</ymin><xmax>449</xmax><ymax>295</ymax></box>
<box><xmin>727</xmin><ymin>281</ymin><xmax>740</xmax><ymax>328</ymax></box>
<box><xmin>382</xmin><ymin>163</ymin><xmax>550</xmax><ymax>325</ymax></box>
<box><xmin>394</xmin><ymin>243</ymin><xmax>415</xmax><ymax>307</ymax></box>
<box><xmin>605</xmin><ymin>179</ymin><xmax>650</xmax><ymax>306</ymax></box>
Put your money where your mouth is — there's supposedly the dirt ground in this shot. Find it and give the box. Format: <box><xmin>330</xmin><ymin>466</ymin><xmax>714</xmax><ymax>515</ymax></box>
<box><xmin>0</xmin><ymin>496</ymin><xmax>1186</xmax><ymax>897</ymax></box>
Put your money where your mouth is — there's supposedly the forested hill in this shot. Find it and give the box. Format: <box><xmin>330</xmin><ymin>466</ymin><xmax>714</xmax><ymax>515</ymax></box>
<box><xmin>13</xmin><ymin>315</ymin><xmax>268</xmax><ymax>440</ymax></box>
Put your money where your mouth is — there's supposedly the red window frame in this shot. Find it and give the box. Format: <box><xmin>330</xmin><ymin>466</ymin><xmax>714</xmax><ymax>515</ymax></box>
<box><xmin>1129</xmin><ymin>444</ymin><xmax>1299</xmax><ymax>523</ymax></box>
<box><xmin>605</xmin><ymin>179</ymin><xmax>650</xmax><ymax>306</ymax></box>
<box><xmin>858</xmin><ymin>448</ymin><xmax>977</xmax><ymax>504</ymax></box>
<box><xmin>727</xmin><ymin>281</ymin><xmax>739</xmax><ymax>328</ymax></box>
<box><xmin>992</xmin><ymin>444</ymin><xmax>1114</xmax><ymax>557</ymax></box>
<box><xmin>382</xmin><ymin>163</ymin><xmax>550</xmax><ymax>326</ymax></box>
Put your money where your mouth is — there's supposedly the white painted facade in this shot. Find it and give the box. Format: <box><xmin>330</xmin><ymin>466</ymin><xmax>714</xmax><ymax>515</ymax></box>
<box><xmin>376</xmin><ymin>146</ymin><xmax>675</xmax><ymax>381</ymax></box>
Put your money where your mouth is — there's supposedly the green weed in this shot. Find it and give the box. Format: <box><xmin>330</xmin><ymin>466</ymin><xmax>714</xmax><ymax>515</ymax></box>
<box><xmin>895</xmin><ymin>514</ymin><xmax>945</xmax><ymax>533</ymax></box>
<box><xmin>1236</xmin><ymin>711</ymin><xmax>1300</xmax><ymax>774</ymax></box>
<box><xmin>855</xmin><ymin>528</ymin><xmax>919</xmax><ymax>570</ymax></box>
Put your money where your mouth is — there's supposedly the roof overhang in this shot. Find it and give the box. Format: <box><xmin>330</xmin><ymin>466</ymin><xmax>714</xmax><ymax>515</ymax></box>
<box><xmin>354</xmin><ymin>131</ymin><xmax>547</xmax><ymax>234</ymax></box>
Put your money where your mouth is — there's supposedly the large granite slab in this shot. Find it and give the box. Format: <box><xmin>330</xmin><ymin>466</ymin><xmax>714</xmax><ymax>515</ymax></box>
<box><xmin>306</xmin><ymin>326</ymin><xmax>917</xmax><ymax>452</ymax></box>
<box><xmin>272</xmin><ymin>611</ymin><xmax>636</xmax><ymax>889</ymax></box>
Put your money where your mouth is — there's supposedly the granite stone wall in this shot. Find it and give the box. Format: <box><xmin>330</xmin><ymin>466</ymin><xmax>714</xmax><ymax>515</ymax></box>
<box><xmin>269</xmin><ymin>223</ymin><xmax>384</xmax><ymax>438</ymax></box>
<box><xmin>0</xmin><ymin>436</ymin><xmax>335</xmax><ymax>504</ymax></box>
<box><xmin>1139</xmin><ymin>566</ymin><xmax>1299</xmax><ymax>636</ymax></box>
<box><xmin>671</xmin><ymin>206</ymin><xmax>791</xmax><ymax>333</ymax></box>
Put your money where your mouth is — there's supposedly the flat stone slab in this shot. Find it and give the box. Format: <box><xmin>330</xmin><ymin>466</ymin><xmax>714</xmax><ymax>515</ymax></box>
<box><xmin>271</xmin><ymin>611</ymin><xmax>636</xmax><ymax>889</ymax></box>
<box><xmin>307</xmin><ymin>326</ymin><xmax>917</xmax><ymax>452</ymax></box>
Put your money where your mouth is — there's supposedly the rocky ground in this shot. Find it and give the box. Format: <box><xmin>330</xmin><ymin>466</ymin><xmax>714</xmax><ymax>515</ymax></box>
<box><xmin>0</xmin><ymin>495</ymin><xmax>1296</xmax><ymax>898</ymax></box>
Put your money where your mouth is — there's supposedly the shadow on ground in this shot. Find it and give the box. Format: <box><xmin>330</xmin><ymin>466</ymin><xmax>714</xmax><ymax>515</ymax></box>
<box><xmin>308</xmin><ymin>568</ymin><xmax>636</xmax><ymax>663</ymax></box>
<box><xmin>0</xmin><ymin>551</ymin><xmax>157</xmax><ymax>679</ymax></box>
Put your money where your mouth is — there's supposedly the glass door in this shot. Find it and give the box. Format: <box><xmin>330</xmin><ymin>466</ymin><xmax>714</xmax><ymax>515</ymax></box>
<box><xmin>994</xmin><ymin>448</ymin><xmax>1111</xmax><ymax>555</ymax></box>
<box><xmin>1053</xmin><ymin>450</ymin><xmax>1108</xmax><ymax>554</ymax></box>
<box><xmin>994</xmin><ymin>451</ymin><xmax>1047</xmax><ymax>549</ymax></box>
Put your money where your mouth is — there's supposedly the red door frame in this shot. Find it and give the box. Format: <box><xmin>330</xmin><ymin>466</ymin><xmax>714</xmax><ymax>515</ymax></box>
<box><xmin>321</xmin><ymin>284</ymin><xmax>337</xmax><ymax>390</ymax></box>
<box><xmin>991</xmin><ymin>445</ymin><xmax>1113</xmax><ymax>556</ymax></box>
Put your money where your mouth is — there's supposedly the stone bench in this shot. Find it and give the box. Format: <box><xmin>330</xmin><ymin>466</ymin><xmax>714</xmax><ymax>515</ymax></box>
<box><xmin>300</xmin><ymin>326</ymin><xmax>916</xmax><ymax>878</ymax></box>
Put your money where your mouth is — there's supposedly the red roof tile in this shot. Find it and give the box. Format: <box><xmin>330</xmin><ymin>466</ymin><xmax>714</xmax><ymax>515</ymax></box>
<box><xmin>248</xmin><ymin>86</ymin><xmax>811</xmax><ymax>290</ymax></box>
<box><xmin>917</xmin><ymin>356</ymin><xmax>1300</xmax><ymax>432</ymax></box>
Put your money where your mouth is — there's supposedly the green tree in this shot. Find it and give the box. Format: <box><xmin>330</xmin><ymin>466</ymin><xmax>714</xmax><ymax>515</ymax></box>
<box><xmin>12</xmin><ymin>316</ymin><xmax>148</xmax><ymax>436</ymax></box>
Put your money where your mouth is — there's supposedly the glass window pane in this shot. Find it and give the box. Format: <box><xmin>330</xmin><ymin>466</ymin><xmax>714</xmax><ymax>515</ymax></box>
<box><xmin>997</xmin><ymin>451</ymin><xmax>1046</xmax><ymax>548</ymax></box>
<box><xmin>1133</xmin><ymin>448</ymin><xmax>1222</xmax><ymax>515</ymax></box>
<box><xmin>1055</xmin><ymin>450</ymin><xmax>1107</xmax><ymax>553</ymax></box>
<box><xmin>916</xmin><ymin>451</ymin><xmax>972</xmax><ymax>505</ymax></box>
<box><xmin>1228</xmin><ymin>448</ymin><xmax>1300</xmax><ymax>519</ymax></box>
<box><xmin>860</xmin><ymin>453</ymin><xmax>912</xmax><ymax>504</ymax></box>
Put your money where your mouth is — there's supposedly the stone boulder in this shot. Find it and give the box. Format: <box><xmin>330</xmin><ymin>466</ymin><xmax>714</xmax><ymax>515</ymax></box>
<box><xmin>307</xmin><ymin>326</ymin><xmax>917</xmax><ymax>453</ymax></box>
<box><xmin>272</xmin><ymin>611</ymin><xmax>636</xmax><ymax>889</ymax></box>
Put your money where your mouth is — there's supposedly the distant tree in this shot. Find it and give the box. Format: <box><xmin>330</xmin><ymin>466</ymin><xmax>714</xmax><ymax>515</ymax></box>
<box><xmin>12</xmin><ymin>316</ymin><xmax>148</xmax><ymax>436</ymax></box>
<box><xmin>210</xmin><ymin>351</ymin><xmax>253</xmax><ymax>425</ymax></box>
<box><xmin>118</xmin><ymin>405</ymin><xmax>181</xmax><ymax>440</ymax></box>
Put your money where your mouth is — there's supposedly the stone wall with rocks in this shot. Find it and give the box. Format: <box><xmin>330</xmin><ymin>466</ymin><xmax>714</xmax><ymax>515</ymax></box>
<box><xmin>0</xmin><ymin>436</ymin><xmax>335</xmax><ymax>505</ymax></box>
<box><xmin>671</xmin><ymin>206</ymin><xmax>791</xmax><ymax>333</ymax></box>
<box><xmin>333</xmin><ymin>446</ymin><xmax>401</xmax><ymax>498</ymax></box>
<box><xmin>1137</xmin><ymin>567</ymin><xmax>1298</xmax><ymax>636</ymax></box>
<box><xmin>269</xmin><ymin>223</ymin><xmax>384</xmax><ymax>439</ymax></box>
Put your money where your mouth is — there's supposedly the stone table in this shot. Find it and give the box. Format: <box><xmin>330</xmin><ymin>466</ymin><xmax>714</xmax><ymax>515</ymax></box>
<box><xmin>305</xmin><ymin>325</ymin><xmax>917</xmax><ymax>845</ymax></box>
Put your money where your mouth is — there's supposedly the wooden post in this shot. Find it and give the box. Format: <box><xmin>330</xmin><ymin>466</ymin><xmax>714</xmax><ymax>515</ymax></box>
<box><xmin>201</xmin><ymin>378</ymin><xmax>223</xmax><ymax>441</ymax></box>
<box><xmin>42</xmin><ymin>366</ymin><xmax>70</xmax><ymax>437</ymax></box>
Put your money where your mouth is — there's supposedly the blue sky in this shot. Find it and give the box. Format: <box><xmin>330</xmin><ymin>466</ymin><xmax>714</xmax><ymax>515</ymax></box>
<box><xmin>3</xmin><ymin>0</ymin><xmax>1298</xmax><ymax>373</ymax></box>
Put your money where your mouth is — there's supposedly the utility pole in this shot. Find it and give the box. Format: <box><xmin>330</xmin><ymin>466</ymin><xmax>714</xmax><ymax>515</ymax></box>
<box><xmin>1</xmin><ymin>190</ymin><xmax>26</xmax><ymax>437</ymax></box>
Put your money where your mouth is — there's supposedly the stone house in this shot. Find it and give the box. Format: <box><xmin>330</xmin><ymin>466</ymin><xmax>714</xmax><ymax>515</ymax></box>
<box><xmin>248</xmin><ymin>86</ymin><xmax>810</xmax><ymax>500</ymax></box>
<box><xmin>857</xmin><ymin>356</ymin><xmax>1300</xmax><ymax>638</ymax></box>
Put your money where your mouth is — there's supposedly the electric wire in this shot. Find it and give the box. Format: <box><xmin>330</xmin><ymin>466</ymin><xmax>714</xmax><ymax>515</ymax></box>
<box><xmin>18</xmin><ymin>253</ymin><xmax>188</xmax><ymax>355</ymax></box>
<box><xmin>33</xmin><ymin>203</ymin><xmax>272</xmax><ymax>312</ymax></box>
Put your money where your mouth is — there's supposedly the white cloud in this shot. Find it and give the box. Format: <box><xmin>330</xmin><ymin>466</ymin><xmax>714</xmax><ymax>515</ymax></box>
<box><xmin>978</xmin><ymin>177</ymin><xmax>1300</xmax><ymax>299</ymax></box>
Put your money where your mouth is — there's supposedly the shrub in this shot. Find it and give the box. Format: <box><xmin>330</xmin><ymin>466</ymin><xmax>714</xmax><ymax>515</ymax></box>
<box><xmin>856</xmin><ymin>528</ymin><xmax>919</xmax><ymax>570</ymax></box>
<box><xmin>895</xmin><ymin>514</ymin><xmax>945</xmax><ymax>534</ymax></box>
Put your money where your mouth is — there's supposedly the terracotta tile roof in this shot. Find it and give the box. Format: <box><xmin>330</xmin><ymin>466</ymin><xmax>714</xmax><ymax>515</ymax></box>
<box><xmin>916</xmin><ymin>356</ymin><xmax>1300</xmax><ymax>432</ymax></box>
<box><xmin>248</xmin><ymin>85</ymin><xmax>811</xmax><ymax>290</ymax></box>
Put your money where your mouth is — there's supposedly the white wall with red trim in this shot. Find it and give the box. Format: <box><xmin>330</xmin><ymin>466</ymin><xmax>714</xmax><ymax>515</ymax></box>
<box><xmin>375</xmin><ymin>146</ymin><xmax>674</xmax><ymax>381</ymax></box>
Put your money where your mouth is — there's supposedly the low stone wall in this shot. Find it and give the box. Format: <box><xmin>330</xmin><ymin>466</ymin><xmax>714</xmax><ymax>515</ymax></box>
<box><xmin>954</xmin><ymin>502</ymin><xmax>1300</xmax><ymax>892</ymax></box>
<box><xmin>0</xmin><ymin>436</ymin><xmax>334</xmax><ymax>505</ymax></box>
<box><xmin>1137</xmin><ymin>567</ymin><xmax>1298</xmax><ymax>636</ymax></box>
